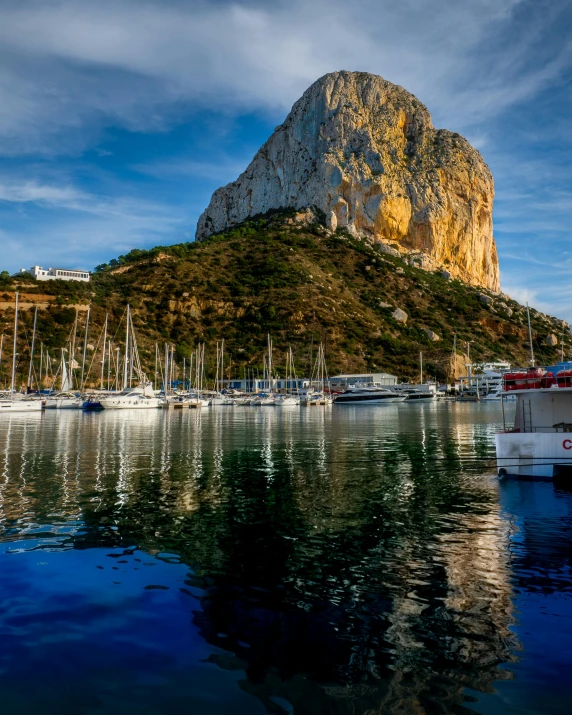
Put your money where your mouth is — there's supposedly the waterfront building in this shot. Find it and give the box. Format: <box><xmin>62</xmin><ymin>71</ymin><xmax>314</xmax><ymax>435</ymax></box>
<box><xmin>224</xmin><ymin>377</ymin><xmax>310</xmax><ymax>393</ymax></box>
<box><xmin>20</xmin><ymin>265</ymin><xmax>90</xmax><ymax>282</ymax></box>
<box><xmin>329</xmin><ymin>373</ymin><xmax>397</xmax><ymax>391</ymax></box>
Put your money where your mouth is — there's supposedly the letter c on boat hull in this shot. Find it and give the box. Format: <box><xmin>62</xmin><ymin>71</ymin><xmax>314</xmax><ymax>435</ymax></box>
<box><xmin>563</xmin><ymin>439</ymin><xmax>572</xmax><ymax>450</ymax></box>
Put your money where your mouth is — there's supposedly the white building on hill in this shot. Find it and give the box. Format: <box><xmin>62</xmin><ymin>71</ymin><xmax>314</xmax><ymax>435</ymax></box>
<box><xmin>20</xmin><ymin>266</ymin><xmax>90</xmax><ymax>282</ymax></box>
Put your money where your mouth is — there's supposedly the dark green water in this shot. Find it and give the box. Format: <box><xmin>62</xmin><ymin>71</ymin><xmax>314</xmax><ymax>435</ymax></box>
<box><xmin>1</xmin><ymin>402</ymin><xmax>571</xmax><ymax>714</ymax></box>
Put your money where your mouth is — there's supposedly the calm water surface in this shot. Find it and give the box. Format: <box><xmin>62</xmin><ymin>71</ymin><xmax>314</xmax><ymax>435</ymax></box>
<box><xmin>1</xmin><ymin>402</ymin><xmax>571</xmax><ymax>714</ymax></box>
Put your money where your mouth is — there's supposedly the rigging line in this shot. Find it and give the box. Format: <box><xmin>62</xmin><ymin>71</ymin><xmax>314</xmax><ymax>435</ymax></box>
<box><xmin>108</xmin><ymin>306</ymin><xmax>128</xmax><ymax>344</ymax></box>
<box><xmin>80</xmin><ymin>326</ymin><xmax>105</xmax><ymax>391</ymax></box>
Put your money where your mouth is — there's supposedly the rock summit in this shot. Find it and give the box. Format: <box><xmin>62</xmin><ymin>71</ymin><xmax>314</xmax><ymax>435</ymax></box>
<box><xmin>196</xmin><ymin>71</ymin><xmax>500</xmax><ymax>291</ymax></box>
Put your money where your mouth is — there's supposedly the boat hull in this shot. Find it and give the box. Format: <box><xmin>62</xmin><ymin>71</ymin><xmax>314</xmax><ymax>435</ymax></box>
<box><xmin>496</xmin><ymin>431</ymin><xmax>572</xmax><ymax>478</ymax></box>
<box><xmin>99</xmin><ymin>398</ymin><xmax>162</xmax><ymax>409</ymax></box>
<box><xmin>335</xmin><ymin>396</ymin><xmax>406</xmax><ymax>404</ymax></box>
<box><xmin>0</xmin><ymin>400</ymin><xmax>43</xmax><ymax>413</ymax></box>
<box><xmin>45</xmin><ymin>399</ymin><xmax>81</xmax><ymax>409</ymax></box>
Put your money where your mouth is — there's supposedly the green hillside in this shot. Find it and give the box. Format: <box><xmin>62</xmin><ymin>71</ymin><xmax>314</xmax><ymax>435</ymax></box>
<box><xmin>1</xmin><ymin>210</ymin><xmax>569</xmax><ymax>387</ymax></box>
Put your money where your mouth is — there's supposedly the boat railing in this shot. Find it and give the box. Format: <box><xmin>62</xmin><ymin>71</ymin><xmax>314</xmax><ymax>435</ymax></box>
<box><xmin>503</xmin><ymin>424</ymin><xmax>572</xmax><ymax>434</ymax></box>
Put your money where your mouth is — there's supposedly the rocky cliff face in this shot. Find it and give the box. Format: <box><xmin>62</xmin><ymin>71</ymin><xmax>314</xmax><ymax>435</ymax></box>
<box><xmin>196</xmin><ymin>71</ymin><xmax>500</xmax><ymax>291</ymax></box>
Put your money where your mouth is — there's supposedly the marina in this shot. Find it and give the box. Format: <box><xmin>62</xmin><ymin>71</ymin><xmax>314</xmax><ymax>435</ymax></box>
<box><xmin>1</xmin><ymin>402</ymin><xmax>571</xmax><ymax>715</ymax></box>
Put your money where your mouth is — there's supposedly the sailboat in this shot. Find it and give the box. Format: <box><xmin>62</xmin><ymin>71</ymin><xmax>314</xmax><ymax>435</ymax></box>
<box><xmin>0</xmin><ymin>293</ymin><xmax>43</xmax><ymax>413</ymax></box>
<box><xmin>276</xmin><ymin>347</ymin><xmax>299</xmax><ymax>406</ymax></box>
<box><xmin>301</xmin><ymin>342</ymin><xmax>332</xmax><ymax>405</ymax></box>
<box><xmin>99</xmin><ymin>306</ymin><xmax>162</xmax><ymax>409</ymax></box>
<box><xmin>211</xmin><ymin>340</ymin><xmax>235</xmax><ymax>405</ymax></box>
<box><xmin>44</xmin><ymin>350</ymin><xmax>82</xmax><ymax>409</ymax></box>
<box><xmin>253</xmin><ymin>336</ymin><xmax>276</xmax><ymax>405</ymax></box>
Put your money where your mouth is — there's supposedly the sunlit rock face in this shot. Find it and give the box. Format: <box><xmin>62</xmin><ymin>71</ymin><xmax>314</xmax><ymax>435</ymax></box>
<box><xmin>196</xmin><ymin>70</ymin><xmax>500</xmax><ymax>291</ymax></box>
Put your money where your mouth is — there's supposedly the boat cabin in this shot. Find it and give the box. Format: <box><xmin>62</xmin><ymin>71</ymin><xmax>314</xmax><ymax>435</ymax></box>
<box><xmin>496</xmin><ymin>369</ymin><xmax>572</xmax><ymax>478</ymax></box>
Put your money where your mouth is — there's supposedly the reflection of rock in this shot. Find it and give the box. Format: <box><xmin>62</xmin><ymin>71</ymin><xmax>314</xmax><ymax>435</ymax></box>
<box><xmin>0</xmin><ymin>408</ymin><xmax>519</xmax><ymax>715</ymax></box>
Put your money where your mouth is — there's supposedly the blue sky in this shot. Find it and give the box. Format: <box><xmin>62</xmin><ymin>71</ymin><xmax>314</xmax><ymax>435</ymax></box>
<box><xmin>1</xmin><ymin>0</ymin><xmax>572</xmax><ymax>319</ymax></box>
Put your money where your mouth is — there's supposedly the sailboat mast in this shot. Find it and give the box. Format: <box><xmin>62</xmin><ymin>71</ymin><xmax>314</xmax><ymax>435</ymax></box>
<box><xmin>526</xmin><ymin>303</ymin><xmax>535</xmax><ymax>367</ymax></box>
<box><xmin>164</xmin><ymin>343</ymin><xmax>169</xmax><ymax>393</ymax></box>
<box><xmin>420</xmin><ymin>351</ymin><xmax>423</xmax><ymax>385</ymax></box>
<box><xmin>27</xmin><ymin>305</ymin><xmax>38</xmax><ymax>391</ymax></box>
<box><xmin>10</xmin><ymin>293</ymin><xmax>18</xmax><ymax>395</ymax></box>
<box><xmin>100</xmin><ymin>312</ymin><xmax>108</xmax><ymax>390</ymax></box>
<box><xmin>221</xmin><ymin>339</ymin><xmax>225</xmax><ymax>393</ymax></box>
<box><xmin>39</xmin><ymin>342</ymin><xmax>43</xmax><ymax>390</ymax></box>
<box><xmin>107</xmin><ymin>341</ymin><xmax>112</xmax><ymax>390</ymax></box>
<box><xmin>123</xmin><ymin>305</ymin><xmax>130</xmax><ymax>389</ymax></box>
<box><xmin>80</xmin><ymin>306</ymin><xmax>90</xmax><ymax>390</ymax></box>
<box><xmin>0</xmin><ymin>333</ymin><xmax>4</xmax><ymax>389</ymax></box>
<box><xmin>70</xmin><ymin>308</ymin><xmax>78</xmax><ymax>389</ymax></box>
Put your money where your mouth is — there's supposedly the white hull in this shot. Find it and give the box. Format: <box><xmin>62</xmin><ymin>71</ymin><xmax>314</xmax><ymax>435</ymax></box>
<box><xmin>99</xmin><ymin>398</ymin><xmax>162</xmax><ymax>409</ymax></box>
<box><xmin>496</xmin><ymin>431</ymin><xmax>572</xmax><ymax>478</ymax></box>
<box><xmin>483</xmin><ymin>392</ymin><xmax>516</xmax><ymax>402</ymax></box>
<box><xmin>0</xmin><ymin>399</ymin><xmax>43</xmax><ymax>413</ymax></box>
<box><xmin>275</xmin><ymin>398</ymin><xmax>300</xmax><ymax>407</ymax></box>
<box><xmin>45</xmin><ymin>398</ymin><xmax>81</xmax><ymax>409</ymax></box>
<box><xmin>335</xmin><ymin>397</ymin><xmax>406</xmax><ymax>405</ymax></box>
<box><xmin>253</xmin><ymin>397</ymin><xmax>276</xmax><ymax>406</ymax></box>
<box><xmin>164</xmin><ymin>399</ymin><xmax>209</xmax><ymax>408</ymax></box>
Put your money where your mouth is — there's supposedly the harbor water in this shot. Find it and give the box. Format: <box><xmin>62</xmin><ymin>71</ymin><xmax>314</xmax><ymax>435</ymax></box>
<box><xmin>1</xmin><ymin>402</ymin><xmax>571</xmax><ymax>714</ymax></box>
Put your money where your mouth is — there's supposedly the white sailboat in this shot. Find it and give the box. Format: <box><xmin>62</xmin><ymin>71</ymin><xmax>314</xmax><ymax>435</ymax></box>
<box><xmin>0</xmin><ymin>293</ymin><xmax>43</xmax><ymax>414</ymax></box>
<box><xmin>276</xmin><ymin>347</ymin><xmax>299</xmax><ymax>406</ymax></box>
<box><xmin>99</xmin><ymin>305</ymin><xmax>162</xmax><ymax>409</ymax></box>
<box><xmin>301</xmin><ymin>342</ymin><xmax>332</xmax><ymax>405</ymax></box>
<box><xmin>211</xmin><ymin>340</ymin><xmax>235</xmax><ymax>405</ymax></box>
<box><xmin>44</xmin><ymin>350</ymin><xmax>82</xmax><ymax>409</ymax></box>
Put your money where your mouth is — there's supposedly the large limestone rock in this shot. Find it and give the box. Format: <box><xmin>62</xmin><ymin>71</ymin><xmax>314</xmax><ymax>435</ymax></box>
<box><xmin>196</xmin><ymin>71</ymin><xmax>500</xmax><ymax>291</ymax></box>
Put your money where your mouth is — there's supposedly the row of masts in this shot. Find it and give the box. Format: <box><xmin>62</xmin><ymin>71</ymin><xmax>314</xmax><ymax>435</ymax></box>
<box><xmin>0</xmin><ymin>298</ymin><xmax>329</xmax><ymax>395</ymax></box>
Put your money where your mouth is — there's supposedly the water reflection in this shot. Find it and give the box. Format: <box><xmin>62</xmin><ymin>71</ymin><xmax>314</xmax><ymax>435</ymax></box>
<box><xmin>0</xmin><ymin>403</ymin><xmax>567</xmax><ymax>713</ymax></box>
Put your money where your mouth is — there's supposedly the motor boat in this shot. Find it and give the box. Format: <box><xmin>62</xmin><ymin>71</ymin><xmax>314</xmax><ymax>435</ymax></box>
<box><xmin>496</xmin><ymin>369</ymin><xmax>572</xmax><ymax>478</ymax></box>
<box><xmin>334</xmin><ymin>384</ymin><xmax>407</xmax><ymax>404</ymax></box>
<box><xmin>44</xmin><ymin>392</ymin><xmax>82</xmax><ymax>409</ymax></box>
<box><xmin>82</xmin><ymin>395</ymin><xmax>104</xmax><ymax>411</ymax></box>
<box><xmin>402</xmin><ymin>389</ymin><xmax>436</xmax><ymax>401</ymax></box>
<box><xmin>163</xmin><ymin>393</ymin><xmax>209</xmax><ymax>408</ymax></box>
<box><xmin>483</xmin><ymin>384</ymin><xmax>516</xmax><ymax>401</ymax></box>
<box><xmin>210</xmin><ymin>394</ymin><xmax>236</xmax><ymax>406</ymax></box>
<box><xmin>275</xmin><ymin>395</ymin><xmax>300</xmax><ymax>407</ymax></box>
<box><xmin>252</xmin><ymin>393</ymin><xmax>276</xmax><ymax>406</ymax></box>
<box><xmin>0</xmin><ymin>396</ymin><xmax>43</xmax><ymax>413</ymax></box>
<box><xmin>99</xmin><ymin>385</ymin><xmax>162</xmax><ymax>409</ymax></box>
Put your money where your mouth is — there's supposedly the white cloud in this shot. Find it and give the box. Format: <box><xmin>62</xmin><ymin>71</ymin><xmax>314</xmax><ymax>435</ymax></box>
<box><xmin>0</xmin><ymin>0</ymin><xmax>568</xmax><ymax>155</ymax></box>
<box><xmin>0</xmin><ymin>182</ymin><xmax>89</xmax><ymax>206</ymax></box>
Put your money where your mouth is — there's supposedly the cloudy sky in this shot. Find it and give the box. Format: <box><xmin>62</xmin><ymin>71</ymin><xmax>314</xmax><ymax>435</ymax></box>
<box><xmin>1</xmin><ymin>0</ymin><xmax>571</xmax><ymax>318</ymax></box>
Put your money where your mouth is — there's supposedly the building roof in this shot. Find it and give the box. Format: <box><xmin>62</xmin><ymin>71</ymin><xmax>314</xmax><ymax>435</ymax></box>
<box><xmin>331</xmin><ymin>372</ymin><xmax>396</xmax><ymax>378</ymax></box>
<box><xmin>51</xmin><ymin>267</ymin><xmax>89</xmax><ymax>272</ymax></box>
